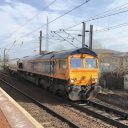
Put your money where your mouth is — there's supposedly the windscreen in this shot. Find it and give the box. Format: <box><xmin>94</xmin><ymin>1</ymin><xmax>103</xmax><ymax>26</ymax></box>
<box><xmin>86</xmin><ymin>58</ymin><xmax>97</xmax><ymax>68</ymax></box>
<box><xmin>71</xmin><ymin>58</ymin><xmax>83</xmax><ymax>68</ymax></box>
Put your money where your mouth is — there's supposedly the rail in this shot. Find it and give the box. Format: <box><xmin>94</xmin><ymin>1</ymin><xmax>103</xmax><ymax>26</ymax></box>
<box><xmin>0</xmin><ymin>78</ymin><xmax>79</xmax><ymax>128</ymax></box>
<box><xmin>1</xmin><ymin>72</ymin><xmax>128</xmax><ymax>128</ymax></box>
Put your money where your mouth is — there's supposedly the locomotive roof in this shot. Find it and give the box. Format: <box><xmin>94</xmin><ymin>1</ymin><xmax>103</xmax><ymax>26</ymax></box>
<box><xmin>20</xmin><ymin>48</ymin><xmax>97</xmax><ymax>61</ymax></box>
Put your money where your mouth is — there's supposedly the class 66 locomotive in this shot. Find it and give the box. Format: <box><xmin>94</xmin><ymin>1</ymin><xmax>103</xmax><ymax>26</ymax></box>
<box><xmin>10</xmin><ymin>47</ymin><xmax>101</xmax><ymax>101</ymax></box>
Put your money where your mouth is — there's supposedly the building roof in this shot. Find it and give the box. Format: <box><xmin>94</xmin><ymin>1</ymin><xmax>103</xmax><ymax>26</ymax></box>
<box><xmin>94</xmin><ymin>49</ymin><xmax>120</xmax><ymax>54</ymax></box>
<box><xmin>114</xmin><ymin>52</ymin><xmax>128</xmax><ymax>57</ymax></box>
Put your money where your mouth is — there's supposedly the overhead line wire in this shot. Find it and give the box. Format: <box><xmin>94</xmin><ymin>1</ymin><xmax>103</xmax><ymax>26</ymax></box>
<box><xmin>64</xmin><ymin>8</ymin><xmax>128</xmax><ymax>31</ymax></box>
<box><xmin>15</xmin><ymin>0</ymin><xmax>91</xmax><ymax>40</ymax></box>
<box><xmin>94</xmin><ymin>22</ymin><xmax>128</xmax><ymax>32</ymax></box>
<box><xmin>10</xmin><ymin>1</ymin><xmax>128</xmax><ymax>50</ymax></box>
<box><xmin>52</xmin><ymin>31</ymin><xmax>78</xmax><ymax>48</ymax></box>
<box><xmin>85</xmin><ymin>9</ymin><xmax>128</xmax><ymax>22</ymax></box>
<box><xmin>64</xmin><ymin>2</ymin><xmax>128</xmax><ymax>30</ymax></box>
<box><xmin>62</xmin><ymin>29</ymin><xmax>81</xmax><ymax>44</ymax></box>
<box><xmin>5</xmin><ymin>0</ymin><xmax>57</xmax><ymax>40</ymax></box>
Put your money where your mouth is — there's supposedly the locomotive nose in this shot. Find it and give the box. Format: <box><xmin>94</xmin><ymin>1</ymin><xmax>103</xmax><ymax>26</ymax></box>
<box><xmin>70</xmin><ymin>70</ymin><xmax>99</xmax><ymax>86</ymax></box>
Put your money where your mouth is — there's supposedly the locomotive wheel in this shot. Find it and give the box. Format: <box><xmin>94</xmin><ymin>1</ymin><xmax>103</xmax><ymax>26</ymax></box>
<box><xmin>40</xmin><ymin>79</ymin><xmax>50</xmax><ymax>89</ymax></box>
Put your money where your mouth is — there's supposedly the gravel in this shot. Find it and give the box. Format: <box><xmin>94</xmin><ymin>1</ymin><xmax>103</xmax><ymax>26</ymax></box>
<box><xmin>0</xmin><ymin>72</ymin><xmax>111</xmax><ymax>128</ymax></box>
<box><xmin>0</xmin><ymin>79</ymin><xmax>70</xmax><ymax>128</ymax></box>
<box><xmin>97</xmin><ymin>92</ymin><xmax>128</xmax><ymax>112</ymax></box>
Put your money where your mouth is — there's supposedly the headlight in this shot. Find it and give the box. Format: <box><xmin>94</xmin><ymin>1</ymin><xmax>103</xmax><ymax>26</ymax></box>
<box><xmin>95</xmin><ymin>79</ymin><xmax>98</xmax><ymax>83</ymax></box>
<box><xmin>70</xmin><ymin>79</ymin><xmax>75</xmax><ymax>83</ymax></box>
<box><xmin>70</xmin><ymin>78</ymin><xmax>77</xmax><ymax>83</ymax></box>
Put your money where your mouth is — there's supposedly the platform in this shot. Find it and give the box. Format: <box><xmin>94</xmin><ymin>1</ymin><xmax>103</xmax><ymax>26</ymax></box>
<box><xmin>0</xmin><ymin>87</ymin><xmax>43</xmax><ymax>128</ymax></box>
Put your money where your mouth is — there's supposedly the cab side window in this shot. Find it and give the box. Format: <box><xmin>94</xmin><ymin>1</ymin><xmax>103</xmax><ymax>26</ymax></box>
<box><xmin>59</xmin><ymin>60</ymin><xmax>67</xmax><ymax>69</ymax></box>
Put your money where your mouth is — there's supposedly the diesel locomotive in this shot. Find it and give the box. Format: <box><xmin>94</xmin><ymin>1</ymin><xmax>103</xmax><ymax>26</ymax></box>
<box><xmin>8</xmin><ymin>47</ymin><xmax>100</xmax><ymax>101</ymax></box>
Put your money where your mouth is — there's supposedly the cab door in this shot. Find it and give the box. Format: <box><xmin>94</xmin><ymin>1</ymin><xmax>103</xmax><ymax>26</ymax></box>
<box><xmin>50</xmin><ymin>55</ymin><xmax>55</xmax><ymax>77</ymax></box>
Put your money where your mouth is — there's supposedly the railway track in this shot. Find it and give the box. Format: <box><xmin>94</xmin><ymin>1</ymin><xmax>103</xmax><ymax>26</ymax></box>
<box><xmin>97</xmin><ymin>92</ymin><xmax>128</xmax><ymax>110</ymax></box>
<box><xmin>1</xmin><ymin>72</ymin><xmax>128</xmax><ymax>127</ymax></box>
<box><xmin>0</xmin><ymin>77</ymin><xmax>79</xmax><ymax>128</ymax></box>
<box><xmin>70</xmin><ymin>100</ymin><xmax>128</xmax><ymax>128</ymax></box>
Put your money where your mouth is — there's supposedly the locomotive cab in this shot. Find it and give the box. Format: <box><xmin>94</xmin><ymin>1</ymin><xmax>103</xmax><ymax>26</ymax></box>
<box><xmin>68</xmin><ymin>53</ymin><xmax>100</xmax><ymax>101</ymax></box>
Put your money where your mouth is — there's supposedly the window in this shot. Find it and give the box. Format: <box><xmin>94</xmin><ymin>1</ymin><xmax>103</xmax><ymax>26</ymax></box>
<box><xmin>59</xmin><ymin>60</ymin><xmax>67</xmax><ymax>69</ymax></box>
<box><xmin>86</xmin><ymin>58</ymin><xmax>97</xmax><ymax>68</ymax></box>
<box><xmin>19</xmin><ymin>63</ymin><xmax>23</xmax><ymax>68</ymax></box>
<box><xmin>71</xmin><ymin>58</ymin><xmax>82</xmax><ymax>68</ymax></box>
<box><xmin>43</xmin><ymin>61</ymin><xmax>50</xmax><ymax>73</ymax></box>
